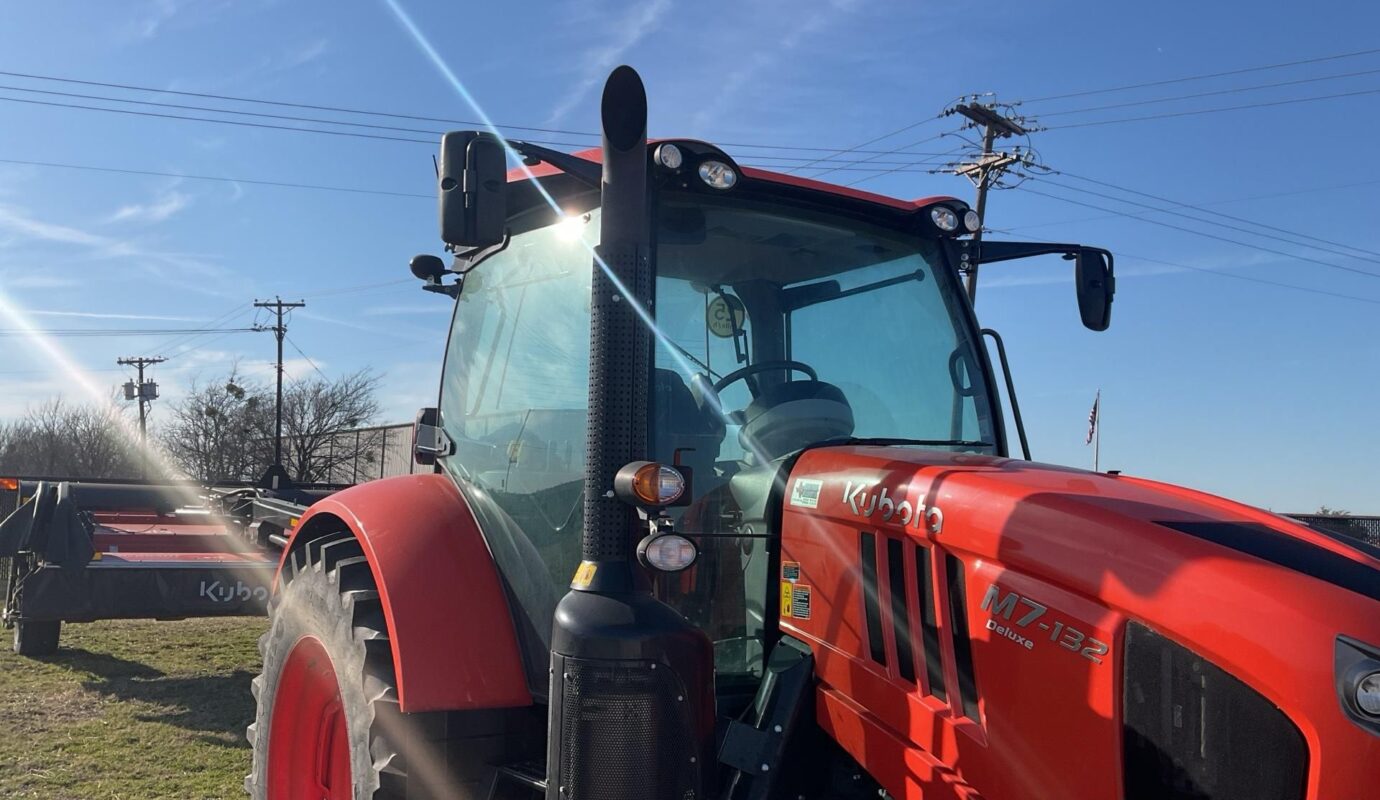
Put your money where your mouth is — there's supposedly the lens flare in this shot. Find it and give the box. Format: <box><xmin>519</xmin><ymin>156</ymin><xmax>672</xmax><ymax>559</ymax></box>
<box><xmin>375</xmin><ymin>0</ymin><xmax>784</xmax><ymax>465</ymax></box>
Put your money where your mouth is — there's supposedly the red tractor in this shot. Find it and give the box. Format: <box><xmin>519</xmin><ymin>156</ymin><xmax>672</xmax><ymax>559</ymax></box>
<box><xmin>246</xmin><ymin>67</ymin><xmax>1380</xmax><ymax>799</ymax></box>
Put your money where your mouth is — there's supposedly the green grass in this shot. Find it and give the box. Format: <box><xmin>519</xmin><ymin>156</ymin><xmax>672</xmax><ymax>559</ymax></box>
<box><xmin>0</xmin><ymin>617</ymin><xmax>266</xmax><ymax>799</ymax></box>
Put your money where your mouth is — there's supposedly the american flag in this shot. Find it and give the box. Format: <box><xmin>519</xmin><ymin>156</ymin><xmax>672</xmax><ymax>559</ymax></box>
<box><xmin>1085</xmin><ymin>391</ymin><xmax>1100</xmax><ymax>445</ymax></box>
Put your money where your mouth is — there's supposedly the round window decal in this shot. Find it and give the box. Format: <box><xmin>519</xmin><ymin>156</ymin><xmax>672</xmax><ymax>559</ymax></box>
<box><xmin>706</xmin><ymin>295</ymin><xmax>746</xmax><ymax>338</ymax></box>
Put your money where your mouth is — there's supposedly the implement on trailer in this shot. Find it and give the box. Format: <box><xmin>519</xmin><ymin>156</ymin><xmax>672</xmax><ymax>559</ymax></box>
<box><xmin>0</xmin><ymin>476</ymin><xmax>336</xmax><ymax>656</ymax></box>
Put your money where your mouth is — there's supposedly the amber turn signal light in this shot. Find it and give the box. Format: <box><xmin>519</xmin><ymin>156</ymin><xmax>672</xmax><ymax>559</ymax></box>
<box><xmin>614</xmin><ymin>461</ymin><xmax>686</xmax><ymax>508</ymax></box>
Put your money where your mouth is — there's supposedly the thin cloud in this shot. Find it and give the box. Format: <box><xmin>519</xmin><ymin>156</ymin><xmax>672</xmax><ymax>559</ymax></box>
<box><xmin>0</xmin><ymin>271</ymin><xmax>80</xmax><ymax>290</ymax></box>
<box><xmin>27</xmin><ymin>309</ymin><xmax>201</xmax><ymax>322</ymax></box>
<box><xmin>362</xmin><ymin>303</ymin><xmax>453</xmax><ymax>317</ymax></box>
<box><xmin>691</xmin><ymin>0</ymin><xmax>859</xmax><ymax>129</ymax></box>
<box><xmin>0</xmin><ymin>206</ymin><xmax>113</xmax><ymax>248</ymax></box>
<box><xmin>545</xmin><ymin>0</ymin><xmax>673</xmax><ymax>125</ymax></box>
<box><xmin>0</xmin><ymin>204</ymin><xmax>239</xmax><ymax>298</ymax></box>
<box><xmin>107</xmin><ymin>190</ymin><xmax>193</xmax><ymax>224</ymax></box>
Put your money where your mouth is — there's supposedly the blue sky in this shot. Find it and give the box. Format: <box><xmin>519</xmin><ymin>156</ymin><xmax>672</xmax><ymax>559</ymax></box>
<box><xmin>0</xmin><ymin>0</ymin><xmax>1376</xmax><ymax>512</ymax></box>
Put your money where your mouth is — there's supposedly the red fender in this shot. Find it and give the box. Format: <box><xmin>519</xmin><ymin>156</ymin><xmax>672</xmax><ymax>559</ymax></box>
<box><xmin>279</xmin><ymin>474</ymin><xmax>533</xmax><ymax>713</ymax></box>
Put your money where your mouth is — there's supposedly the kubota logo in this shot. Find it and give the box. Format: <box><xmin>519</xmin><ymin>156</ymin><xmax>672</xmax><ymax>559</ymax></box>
<box><xmin>842</xmin><ymin>480</ymin><xmax>943</xmax><ymax>533</ymax></box>
<box><xmin>199</xmin><ymin>580</ymin><xmax>269</xmax><ymax>604</ymax></box>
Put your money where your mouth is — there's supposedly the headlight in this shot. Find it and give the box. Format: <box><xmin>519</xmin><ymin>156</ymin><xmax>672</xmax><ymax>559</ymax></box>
<box><xmin>930</xmin><ymin>206</ymin><xmax>959</xmax><ymax>232</ymax></box>
<box><xmin>655</xmin><ymin>143</ymin><xmax>684</xmax><ymax>170</ymax></box>
<box><xmin>638</xmin><ymin>533</ymin><xmax>698</xmax><ymax>572</ymax></box>
<box><xmin>964</xmin><ymin>210</ymin><xmax>982</xmax><ymax>232</ymax></box>
<box><xmin>698</xmin><ymin>160</ymin><xmax>738</xmax><ymax>190</ymax></box>
<box><xmin>1357</xmin><ymin>670</ymin><xmax>1380</xmax><ymax>717</ymax></box>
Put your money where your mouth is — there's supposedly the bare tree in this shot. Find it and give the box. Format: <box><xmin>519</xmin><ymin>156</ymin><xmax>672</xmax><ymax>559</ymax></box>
<box><xmin>160</xmin><ymin>368</ymin><xmax>384</xmax><ymax>485</ymax></box>
<box><xmin>0</xmin><ymin>398</ymin><xmax>142</xmax><ymax>479</ymax></box>
<box><xmin>159</xmin><ymin>370</ymin><xmax>270</xmax><ymax>483</ymax></box>
<box><xmin>279</xmin><ymin>370</ymin><xmax>383</xmax><ymax>484</ymax></box>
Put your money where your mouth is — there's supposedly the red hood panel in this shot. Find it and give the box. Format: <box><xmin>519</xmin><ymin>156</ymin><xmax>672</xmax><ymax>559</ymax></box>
<box><xmin>793</xmin><ymin>446</ymin><xmax>1379</xmax><ymax>572</ymax></box>
<box><xmin>778</xmin><ymin>445</ymin><xmax>1380</xmax><ymax>800</ymax></box>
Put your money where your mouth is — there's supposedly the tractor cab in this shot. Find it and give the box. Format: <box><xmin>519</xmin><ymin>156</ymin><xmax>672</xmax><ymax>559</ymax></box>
<box><xmin>426</xmin><ymin>158</ymin><xmax>1021</xmax><ymax>695</ymax></box>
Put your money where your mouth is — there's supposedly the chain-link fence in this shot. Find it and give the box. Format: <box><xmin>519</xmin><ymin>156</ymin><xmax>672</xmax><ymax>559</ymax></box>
<box><xmin>320</xmin><ymin>423</ymin><xmax>416</xmax><ymax>484</ymax></box>
<box><xmin>1285</xmin><ymin>514</ymin><xmax>1380</xmax><ymax>549</ymax></box>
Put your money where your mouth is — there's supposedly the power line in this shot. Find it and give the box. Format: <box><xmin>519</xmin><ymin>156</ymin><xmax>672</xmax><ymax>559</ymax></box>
<box><xmin>0</xmin><ymin>97</ymin><xmax>970</xmax><ymax>172</ymax></box>
<box><xmin>284</xmin><ymin>334</ymin><xmax>328</xmax><ymax>380</ymax></box>
<box><xmin>805</xmin><ymin>133</ymin><xmax>949</xmax><ymax>180</ymax></box>
<box><xmin>843</xmin><ymin>145</ymin><xmax>969</xmax><ymax>187</ymax></box>
<box><xmin>1014</xmin><ymin>183</ymin><xmax>1380</xmax><ymax>280</ymax></box>
<box><xmin>1025</xmin><ymin>46</ymin><xmax>1380</xmax><ymax>103</ymax></box>
<box><xmin>1047</xmin><ymin>169</ymin><xmax>1380</xmax><ymax>262</ymax></box>
<box><xmin>1043</xmin><ymin>86</ymin><xmax>1380</xmax><ymax>130</ymax></box>
<box><xmin>784</xmin><ymin>115</ymin><xmax>947</xmax><ymax>173</ymax></box>
<box><xmin>0</xmin><ymin>94</ymin><xmax>440</xmax><ymax>145</ymax></box>
<box><xmin>0</xmin><ymin>67</ymin><xmax>975</xmax><ymax>155</ymax></box>
<box><xmin>985</xmin><ymin>229</ymin><xmax>1380</xmax><ymax>307</ymax></box>
<box><xmin>1029</xmin><ymin>173</ymin><xmax>1380</xmax><ymax>267</ymax></box>
<box><xmin>0</xmin><ymin>158</ymin><xmax>431</xmax><ymax>199</ymax></box>
<box><xmin>0</xmin><ymin>326</ymin><xmax>258</xmax><ymax>337</ymax></box>
<box><xmin>0</xmin><ymin>68</ymin><xmax>595</xmax><ymax>137</ymax></box>
<box><xmin>0</xmin><ymin>83</ymin><xmax>455</xmax><ymax>136</ymax></box>
<box><xmin>1036</xmin><ymin>66</ymin><xmax>1380</xmax><ymax>118</ymax></box>
<box><xmin>999</xmin><ymin>177</ymin><xmax>1380</xmax><ymax>233</ymax></box>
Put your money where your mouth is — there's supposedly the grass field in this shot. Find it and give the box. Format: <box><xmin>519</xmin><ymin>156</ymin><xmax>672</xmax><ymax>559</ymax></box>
<box><xmin>0</xmin><ymin>617</ymin><xmax>266</xmax><ymax>799</ymax></box>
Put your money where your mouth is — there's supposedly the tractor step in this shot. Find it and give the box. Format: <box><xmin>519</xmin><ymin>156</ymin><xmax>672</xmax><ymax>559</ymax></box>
<box><xmin>488</xmin><ymin>760</ymin><xmax>547</xmax><ymax>798</ymax></box>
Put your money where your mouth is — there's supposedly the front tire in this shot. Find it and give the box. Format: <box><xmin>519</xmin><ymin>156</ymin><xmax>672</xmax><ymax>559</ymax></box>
<box><xmin>247</xmin><ymin>533</ymin><xmax>423</xmax><ymax>799</ymax></box>
<box><xmin>13</xmin><ymin>619</ymin><xmax>60</xmax><ymax>656</ymax></box>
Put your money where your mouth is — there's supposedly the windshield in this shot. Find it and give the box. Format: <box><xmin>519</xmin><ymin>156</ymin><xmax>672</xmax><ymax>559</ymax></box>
<box><xmin>438</xmin><ymin>196</ymin><xmax>997</xmax><ymax>683</ymax></box>
<box><xmin>651</xmin><ymin>195</ymin><xmax>996</xmax><ymax>678</ymax></box>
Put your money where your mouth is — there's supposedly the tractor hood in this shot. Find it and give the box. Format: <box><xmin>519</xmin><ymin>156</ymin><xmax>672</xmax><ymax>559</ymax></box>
<box><xmin>784</xmin><ymin>445</ymin><xmax>1380</xmax><ymax>606</ymax></box>
<box><xmin>777</xmin><ymin>448</ymin><xmax>1380</xmax><ymax>799</ymax></box>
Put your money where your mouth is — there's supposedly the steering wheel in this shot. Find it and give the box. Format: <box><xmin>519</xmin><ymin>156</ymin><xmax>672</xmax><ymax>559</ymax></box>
<box><xmin>712</xmin><ymin>360</ymin><xmax>817</xmax><ymax>398</ymax></box>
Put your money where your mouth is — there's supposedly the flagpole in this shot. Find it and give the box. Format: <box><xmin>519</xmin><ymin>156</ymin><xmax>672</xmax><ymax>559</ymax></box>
<box><xmin>1094</xmin><ymin>392</ymin><xmax>1101</xmax><ymax>473</ymax></box>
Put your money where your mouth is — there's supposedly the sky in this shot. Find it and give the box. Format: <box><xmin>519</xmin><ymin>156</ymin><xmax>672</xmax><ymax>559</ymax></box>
<box><xmin>0</xmin><ymin>0</ymin><xmax>1377</xmax><ymax>513</ymax></box>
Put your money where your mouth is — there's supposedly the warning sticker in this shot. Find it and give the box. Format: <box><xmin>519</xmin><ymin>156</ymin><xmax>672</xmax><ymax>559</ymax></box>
<box><xmin>780</xmin><ymin>581</ymin><xmax>794</xmax><ymax>617</ymax></box>
<box><xmin>790</xmin><ymin>584</ymin><xmax>812</xmax><ymax>620</ymax></box>
<box><xmin>781</xmin><ymin>561</ymin><xmax>801</xmax><ymax>582</ymax></box>
<box><xmin>572</xmin><ymin>562</ymin><xmax>597</xmax><ymax>589</ymax></box>
<box><xmin>788</xmin><ymin>478</ymin><xmax>822</xmax><ymax>509</ymax></box>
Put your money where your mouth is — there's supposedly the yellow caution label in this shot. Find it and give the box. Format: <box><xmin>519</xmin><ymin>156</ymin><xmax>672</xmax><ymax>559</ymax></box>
<box><xmin>572</xmin><ymin>561</ymin><xmax>598</xmax><ymax>589</ymax></box>
<box><xmin>780</xmin><ymin>581</ymin><xmax>794</xmax><ymax>617</ymax></box>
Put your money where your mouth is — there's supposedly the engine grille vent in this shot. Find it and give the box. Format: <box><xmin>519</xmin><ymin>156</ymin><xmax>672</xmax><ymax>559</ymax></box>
<box><xmin>558</xmin><ymin>657</ymin><xmax>699</xmax><ymax>800</ymax></box>
<box><xmin>1123</xmin><ymin>623</ymin><xmax>1307</xmax><ymax>800</ymax></box>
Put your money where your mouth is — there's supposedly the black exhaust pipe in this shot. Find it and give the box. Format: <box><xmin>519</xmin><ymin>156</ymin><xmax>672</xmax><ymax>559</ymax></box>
<box><xmin>546</xmin><ymin>66</ymin><xmax>716</xmax><ymax>800</ymax></box>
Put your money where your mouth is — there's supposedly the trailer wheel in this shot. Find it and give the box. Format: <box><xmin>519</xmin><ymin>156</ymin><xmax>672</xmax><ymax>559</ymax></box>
<box><xmin>12</xmin><ymin>619</ymin><xmax>60</xmax><ymax>657</ymax></box>
<box><xmin>246</xmin><ymin>533</ymin><xmax>458</xmax><ymax>800</ymax></box>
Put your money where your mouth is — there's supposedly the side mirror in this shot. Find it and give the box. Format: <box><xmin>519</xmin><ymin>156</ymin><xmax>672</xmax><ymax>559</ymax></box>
<box><xmin>438</xmin><ymin>131</ymin><xmax>508</xmax><ymax>250</ymax></box>
<box><xmin>1074</xmin><ymin>248</ymin><xmax>1115</xmax><ymax>331</ymax></box>
<box><xmin>409</xmin><ymin>254</ymin><xmax>446</xmax><ymax>282</ymax></box>
<box><xmin>412</xmin><ymin>407</ymin><xmax>451</xmax><ymax>466</ymax></box>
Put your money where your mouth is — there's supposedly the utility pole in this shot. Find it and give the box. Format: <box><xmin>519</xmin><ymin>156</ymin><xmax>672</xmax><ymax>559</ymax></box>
<box><xmin>118</xmin><ymin>356</ymin><xmax>166</xmax><ymax>441</ymax></box>
<box><xmin>253</xmin><ymin>297</ymin><xmax>305</xmax><ymax>471</ymax></box>
<box><xmin>949</xmin><ymin>101</ymin><xmax>1030</xmax><ymax>304</ymax></box>
<box><xmin>119</xmin><ymin>355</ymin><xmax>165</xmax><ymax>478</ymax></box>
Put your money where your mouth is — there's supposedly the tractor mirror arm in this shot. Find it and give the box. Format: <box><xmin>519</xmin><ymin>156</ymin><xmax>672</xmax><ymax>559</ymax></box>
<box><xmin>507</xmin><ymin>140</ymin><xmax>603</xmax><ymax>187</ymax></box>
<box><xmin>975</xmin><ymin>240</ymin><xmax>1104</xmax><ymax>264</ymax></box>
<box><xmin>955</xmin><ymin>240</ymin><xmax>1116</xmax><ymax>332</ymax></box>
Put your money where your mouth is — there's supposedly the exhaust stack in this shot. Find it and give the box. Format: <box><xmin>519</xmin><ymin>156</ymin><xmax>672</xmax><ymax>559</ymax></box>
<box><xmin>545</xmin><ymin>66</ymin><xmax>716</xmax><ymax>800</ymax></box>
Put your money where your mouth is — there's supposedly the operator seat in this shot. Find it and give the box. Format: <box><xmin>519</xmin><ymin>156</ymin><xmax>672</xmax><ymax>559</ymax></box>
<box><xmin>737</xmin><ymin>379</ymin><xmax>854</xmax><ymax>461</ymax></box>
